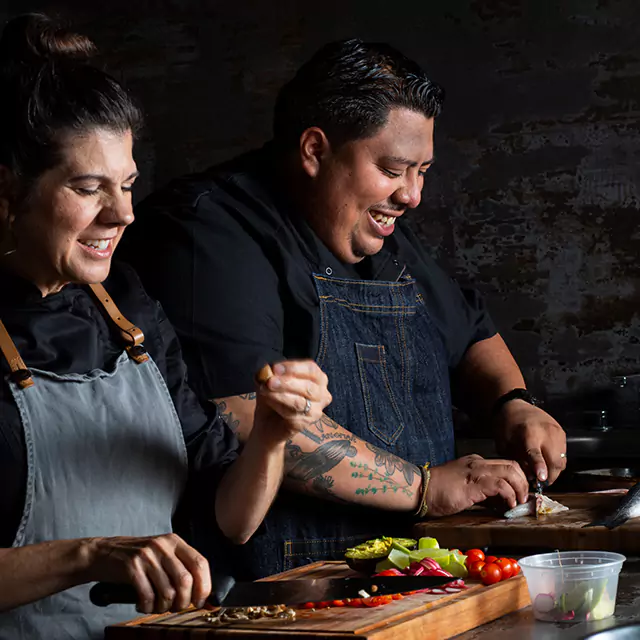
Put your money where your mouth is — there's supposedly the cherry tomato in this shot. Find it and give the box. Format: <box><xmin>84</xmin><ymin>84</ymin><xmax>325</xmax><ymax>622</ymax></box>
<box><xmin>301</xmin><ymin>601</ymin><xmax>315</xmax><ymax>609</ymax></box>
<box><xmin>318</xmin><ymin>601</ymin><xmax>331</xmax><ymax>608</ymax></box>
<box><xmin>347</xmin><ymin>598</ymin><xmax>363</xmax><ymax>607</ymax></box>
<box><xmin>496</xmin><ymin>558</ymin><xmax>514</xmax><ymax>579</ymax></box>
<box><xmin>510</xmin><ymin>559</ymin><xmax>521</xmax><ymax>575</ymax></box>
<box><xmin>391</xmin><ymin>593</ymin><xmax>404</xmax><ymax>600</ymax></box>
<box><xmin>464</xmin><ymin>549</ymin><xmax>485</xmax><ymax>566</ymax></box>
<box><xmin>331</xmin><ymin>599</ymin><xmax>345</xmax><ymax>607</ymax></box>
<box><xmin>468</xmin><ymin>560</ymin><xmax>486</xmax><ymax>579</ymax></box>
<box><xmin>481</xmin><ymin>563</ymin><xmax>503</xmax><ymax>586</ymax></box>
<box><xmin>484</xmin><ymin>555</ymin><xmax>498</xmax><ymax>565</ymax></box>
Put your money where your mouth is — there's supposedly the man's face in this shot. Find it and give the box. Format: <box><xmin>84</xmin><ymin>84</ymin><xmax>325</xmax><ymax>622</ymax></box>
<box><xmin>304</xmin><ymin>108</ymin><xmax>434</xmax><ymax>264</ymax></box>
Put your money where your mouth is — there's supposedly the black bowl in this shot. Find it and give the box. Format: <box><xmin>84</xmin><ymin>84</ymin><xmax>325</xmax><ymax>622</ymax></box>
<box><xmin>344</xmin><ymin>555</ymin><xmax>386</xmax><ymax>575</ymax></box>
<box><xmin>582</xmin><ymin>623</ymin><xmax>640</xmax><ymax>639</ymax></box>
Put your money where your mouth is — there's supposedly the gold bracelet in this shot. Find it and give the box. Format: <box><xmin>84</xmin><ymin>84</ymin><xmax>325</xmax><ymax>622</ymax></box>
<box><xmin>414</xmin><ymin>462</ymin><xmax>431</xmax><ymax>519</ymax></box>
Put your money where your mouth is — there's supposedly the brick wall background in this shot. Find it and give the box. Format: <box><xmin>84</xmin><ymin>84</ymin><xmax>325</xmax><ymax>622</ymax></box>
<box><xmin>4</xmin><ymin>0</ymin><xmax>640</xmax><ymax>411</ymax></box>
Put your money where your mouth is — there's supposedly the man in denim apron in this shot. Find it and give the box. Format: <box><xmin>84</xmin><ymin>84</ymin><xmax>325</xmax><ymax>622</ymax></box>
<box><xmin>125</xmin><ymin>39</ymin><xmax>567</xmax><ymax>578</ymax></box>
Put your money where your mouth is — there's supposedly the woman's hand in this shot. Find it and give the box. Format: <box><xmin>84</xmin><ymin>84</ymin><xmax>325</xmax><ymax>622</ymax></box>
<box><xmin>254</xmin><ymin>360</ymin><xmax>332</xmax><ymax>440</ymax></box>
<box><xmin>84</xmin><ymin>533</ymin><xmax>210</xmax><ymax>614</ymax></box>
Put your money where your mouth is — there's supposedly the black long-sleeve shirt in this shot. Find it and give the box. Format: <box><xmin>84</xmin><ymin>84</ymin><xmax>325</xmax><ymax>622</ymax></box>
<box><xmin>0</xmin><ymin>261</ymin><xmax>239</xmax><ymax>547</ymax></box>
<box><xmin>122</xmin><ymin>143</ymin><xmax>497</xmax><ymax>402</ymax></box>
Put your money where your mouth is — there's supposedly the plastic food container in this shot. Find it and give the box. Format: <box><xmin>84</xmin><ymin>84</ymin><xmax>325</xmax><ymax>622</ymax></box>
<box><xmin>519</xmin><ymin>551</ymin><xmax>625</xmax><ymax>622</ymax></box>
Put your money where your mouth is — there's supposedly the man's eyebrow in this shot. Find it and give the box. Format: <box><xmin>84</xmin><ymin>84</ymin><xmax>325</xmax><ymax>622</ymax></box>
<box><xmin>381</xmin><ymin>155</ymin><xmax>435</xmax><ymax>167</ymax></box>
<box><xmin>69</xmin><ymin>171</ymin><xmax>140</xmax><ymax>182</ymax></box>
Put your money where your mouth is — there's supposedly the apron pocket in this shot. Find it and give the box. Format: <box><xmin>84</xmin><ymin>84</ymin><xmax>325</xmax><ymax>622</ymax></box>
<box><xmin>355</xmin><ymin>343</ymin><xmax>405</xmax><ymax>446</ymax></box>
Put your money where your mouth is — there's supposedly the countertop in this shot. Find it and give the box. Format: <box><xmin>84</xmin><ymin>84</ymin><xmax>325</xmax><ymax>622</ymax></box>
<box><xmin>455</xmin><ymin>558</ymin><xmax>640</xmax><ymax>639</ymax></box>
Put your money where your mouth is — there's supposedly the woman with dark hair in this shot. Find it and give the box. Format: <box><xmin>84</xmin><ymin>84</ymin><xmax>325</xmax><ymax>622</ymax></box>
<box><xmin>0</xmin><ymin>14</ymin><xmax>331</xmax><ymax>639</ymax></box>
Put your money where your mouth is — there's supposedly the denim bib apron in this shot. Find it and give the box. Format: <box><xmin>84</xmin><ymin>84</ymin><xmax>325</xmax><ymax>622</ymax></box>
<box><xmin>0</xmin><ymin>285</ymin><xmax>187</xmax><ymax>640</ymax></box>
<box><xmin>231</xmin><ymin>271</ymin><xmax>455</xmax><ymax>579</ymax></box>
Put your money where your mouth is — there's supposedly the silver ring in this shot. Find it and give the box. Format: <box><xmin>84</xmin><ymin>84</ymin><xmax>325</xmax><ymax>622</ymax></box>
<box><xmin>560</xmin><ymin>453</ymin><xmax>567</xmax><ymax>459</ymax></box>
<box><xmin>303</xmin><ymin>398</ymin><xmax>312</xmax><ymax>415</ymax></box>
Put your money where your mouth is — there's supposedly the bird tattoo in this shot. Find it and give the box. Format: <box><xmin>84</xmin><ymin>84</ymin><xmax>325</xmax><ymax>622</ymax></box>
<box><xmin>286</xmin><ymin>439</ymin><xmax>358</xmax><ymax>482</ymax></box>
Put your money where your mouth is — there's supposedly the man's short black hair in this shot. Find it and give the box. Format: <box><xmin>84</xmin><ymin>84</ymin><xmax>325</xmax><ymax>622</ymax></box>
<box><xmin>273</xmin><ymin>38</ymin><xmax>444</xmax><ymax>149</ymax></box>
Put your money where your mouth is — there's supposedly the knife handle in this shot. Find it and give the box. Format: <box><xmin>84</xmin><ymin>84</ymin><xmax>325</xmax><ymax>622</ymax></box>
<box><xmin>89</xmin><ymin>574</ymin><xmax>236</xmax><ymax>608</ymax></box>
<box><xmin>90</xmin><ymin>582</ymin><xmax>137</xmax><ymax>607</ymax></box>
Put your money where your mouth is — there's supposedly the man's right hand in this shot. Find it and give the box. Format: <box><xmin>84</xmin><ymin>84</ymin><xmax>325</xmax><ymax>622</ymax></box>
<box><xmin>425</xmin><ymin>454</ymin><xmax>529</xmax><ymax>517</ymax></box>
<box><xmin>83</xmin><ymin>533</ymin><xmax>210</xmax><ymax>614</ymax></box>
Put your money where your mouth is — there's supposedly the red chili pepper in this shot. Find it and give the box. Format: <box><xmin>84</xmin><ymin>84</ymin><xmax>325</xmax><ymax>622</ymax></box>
<box><xmin>364</xmin><ymin>595</ymin><xmax>393</xmax><ymax>607</ymax></box>
<box><xmin>375</xmin><ymin>569</ymin><xmax>405</xmax><ymax>577</ymax></box>
<box><xmin>391</xmin><ymin>593</ymin><xmax>404</xmax><ymax>600</ymax></box>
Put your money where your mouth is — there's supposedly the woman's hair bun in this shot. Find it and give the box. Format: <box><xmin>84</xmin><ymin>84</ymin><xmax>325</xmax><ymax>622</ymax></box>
<box><xmin>0</xmin><ymin>13</ymin><xmax>96</xmax><ymax>68</ymax></box>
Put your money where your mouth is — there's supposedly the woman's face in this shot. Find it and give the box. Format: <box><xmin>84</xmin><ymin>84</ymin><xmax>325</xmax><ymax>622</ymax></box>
<box><xmin>8</xmin><ymin>127</ymin><xmax>138</xmax><ymax>295</ymax></box>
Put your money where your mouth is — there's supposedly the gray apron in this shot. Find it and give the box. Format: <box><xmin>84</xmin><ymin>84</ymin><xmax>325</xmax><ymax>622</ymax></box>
<box><xmin>0</xmin><ymin>284</ymin><xmax>188</xmax><ymax>640</ymax></box>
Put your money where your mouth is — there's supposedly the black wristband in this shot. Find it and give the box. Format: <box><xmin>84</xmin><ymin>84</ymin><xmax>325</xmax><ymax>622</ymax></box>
<box><xmin>492</xmin><ymin>388</ymin><xmax>539</xmax><ymax>416</ymax></box>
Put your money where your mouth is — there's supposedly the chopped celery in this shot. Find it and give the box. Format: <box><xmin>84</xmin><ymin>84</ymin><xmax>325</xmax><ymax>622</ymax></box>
<box><xmin>386</xmin><ymin>547</ymin><xmax>412</xmax><ymax>570</ymax></box>
<box><xmin>418</xmin><ymin>537</ymin><xmax>439</xmax><ymax>550</ymax></box>
<box><xmin>409</xmin><ymin>548</ymin><xmax>451</xmax><ymax>562</ymax></box>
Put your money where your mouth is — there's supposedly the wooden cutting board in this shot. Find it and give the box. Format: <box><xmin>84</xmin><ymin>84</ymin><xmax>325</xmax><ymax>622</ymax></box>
<box><xmin>414</xmin><ymin>492</ymin><xmax>639</xmax><ymax>553</ymax></box>
<box><xmin>105</xmin><ymin>561</ymin><xmax>530</xmax><ymax>639</ymax></box>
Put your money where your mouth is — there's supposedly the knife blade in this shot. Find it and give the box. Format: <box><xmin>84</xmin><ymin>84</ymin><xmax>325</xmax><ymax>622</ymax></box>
<box><xmin>533</xmin><ymin>478</ymin><xmax>549</xmax><ymax>496</ymax></box>
<box><xmin>90</xmin><ymin>575</ymin><xmax>455</xmax><ymax>608</ymax></box>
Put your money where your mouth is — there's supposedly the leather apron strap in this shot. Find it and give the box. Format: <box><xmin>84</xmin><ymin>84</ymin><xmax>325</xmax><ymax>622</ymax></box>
<box><xmin>0</xmin><ymin>319</ymin><xmax>34</xmax><ymax>389</ymax></box>
<box><xmin>0</xmin><ymin>282</ymin><xmax>149</xmax><ymax>390</ymax></box>
<box><xmin>88</xmin><ymin>283</ymin><xmax>149</xmax><ymax>364</ymax></box>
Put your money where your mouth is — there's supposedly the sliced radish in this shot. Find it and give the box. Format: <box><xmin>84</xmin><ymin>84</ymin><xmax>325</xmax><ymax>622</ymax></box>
<box><xmin>533</xmin><ymin>594</ymin><xmax>555</xmax><ymax>614</ymax></box>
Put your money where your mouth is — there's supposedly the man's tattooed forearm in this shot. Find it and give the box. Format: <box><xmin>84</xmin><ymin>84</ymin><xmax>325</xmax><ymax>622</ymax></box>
<box><xmin>215</xmin><ymin>400</ymin><xmax>240</xmax><ymax>433</ymax></box>
<box><xmin>297</xmin><ymin>414</ymin><xmax>341</xmax><ymax>445</ymax></box>
<box><xmin>350</xmin><ymin>460</ymin><xmax>416</xmax><ymax>498</ymax></box>
<box><xmin>365</xmin><ymin>442</ymin><xmax>419</xmax><ymax>485</ymax></box>
<box><xmin>238</xmin><ymin>392</ymin><xmax>256</xmax><ymax>400</ymax></box>
<box><xmin>309</xmin><ymin>414</ymin><xmax>339</xmax><ymax>434</ymax></box>
<box><xmin>284</xmin><ymin>439</ymin><xmax>357</xmax><ymax>480</ymax></box>
<box><xmin>283</xmin><ymin>435</ymin><xmax>415</xmax><ymax>500</ymax></box>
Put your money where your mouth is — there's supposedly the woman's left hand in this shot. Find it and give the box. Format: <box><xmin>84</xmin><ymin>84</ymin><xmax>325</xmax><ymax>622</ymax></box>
<box><xmin>254</xmin><ymin>360</ymin><xmax>332</xmax><ymax>439</ymax></box>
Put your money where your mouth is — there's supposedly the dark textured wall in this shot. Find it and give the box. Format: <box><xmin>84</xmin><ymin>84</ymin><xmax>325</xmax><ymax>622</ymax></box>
<box><xmin>4</xmin><ymin>0</ymin><xmax>640</xmax><ymax>409</ymax></box>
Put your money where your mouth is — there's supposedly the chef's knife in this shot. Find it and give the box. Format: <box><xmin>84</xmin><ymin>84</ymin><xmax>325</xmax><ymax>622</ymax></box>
<box><xmin>90</xmin><ymin>575</ymin><xmax>455</xmax><ymax>608</ymax></box>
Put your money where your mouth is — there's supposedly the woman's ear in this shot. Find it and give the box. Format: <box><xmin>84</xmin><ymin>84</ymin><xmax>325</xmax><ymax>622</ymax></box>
<box><xmin>298</xmin><ymin>127</ymin><xmax>332</xmax><ymax>179</ymax></box>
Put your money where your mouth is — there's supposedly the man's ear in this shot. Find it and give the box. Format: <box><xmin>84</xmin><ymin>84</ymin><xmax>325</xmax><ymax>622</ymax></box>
<box><xmin>299</xmin><ymin>127</ymin><xmax>331</xmax><ymax>178</ymax></box>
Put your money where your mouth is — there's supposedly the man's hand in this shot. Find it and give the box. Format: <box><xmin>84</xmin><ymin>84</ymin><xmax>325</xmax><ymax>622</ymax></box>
<box><xmin>254</xmin><ymin>360</ymin><xmax>333</xmax><ymax>440</ymax></box>
<box><xmin>426</xmin><ymin>454</ymin><xmax>529</xmax><ymax>517</ymax></box>
<box><xmin>494</xmin><ymin>400</ymin><xmax>567</xmax><ymax>485</ymax></box>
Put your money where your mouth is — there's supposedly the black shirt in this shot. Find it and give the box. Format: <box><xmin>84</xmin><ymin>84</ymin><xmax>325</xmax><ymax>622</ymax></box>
<box><xmin>0</xmin><ymin>261</ymin><xmax>239</xmax><ymax>547</ymax></box>
<box><xmin>123</xmin><ymin>144</ymin><xmax>497</xmax><ymax>401</ymax></box>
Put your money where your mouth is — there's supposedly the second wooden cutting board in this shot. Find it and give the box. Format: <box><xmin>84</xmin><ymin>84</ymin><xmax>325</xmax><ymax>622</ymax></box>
<box><xmin>413</xmin><ymin>492</ymin><xmax>639</xmax><ymax>553</ymax></box>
